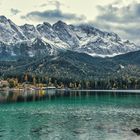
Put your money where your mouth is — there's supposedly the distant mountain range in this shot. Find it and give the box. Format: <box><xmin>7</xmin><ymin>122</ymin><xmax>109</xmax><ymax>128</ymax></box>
<box><xmin>0</xmin><ymin>15</ymin><xmax>140</xmax><ymax>59</ymax></box>
<box><xmin>0</xmin><ymin>15</ymin><xmax>140</xmax><ymax>80</ymax></box>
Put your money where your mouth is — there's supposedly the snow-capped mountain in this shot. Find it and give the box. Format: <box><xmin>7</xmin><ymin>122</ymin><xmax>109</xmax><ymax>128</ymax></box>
<box><xmin>0</xmin><ymin>15</ymin><xmax>139</xmax><ymax>58</ymax></box>
<box><xmin>0</xmin><ymin>16</ymin><xmax>26</xmax><ymax>44</ymax></box>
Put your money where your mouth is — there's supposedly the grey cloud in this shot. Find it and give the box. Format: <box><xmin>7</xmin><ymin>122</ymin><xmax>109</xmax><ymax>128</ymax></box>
<box><xmin>11</xmin><ymin>8</ymin><xmax>20</xmax><ymax>15</ymax></box>
<box><xmin>93</xmin><ymin>2</ymin><xmax>140</xmax><ymax>44</ymax></box>
<box><xmin>116</xmin><ymin>25</ymin><xmax>140</xmax><ymax>43</ymax></box>
<box><xmin>40</xmin><ymin>0</ymin><xmax>61</xmax><ymax>9</ymax></box>
<box><xmin>21</xmin><ymin>9</ymin><xmax>86</xmax><ymax>23</ymax></box>
<box><xmin>48</xmin><ymin>0</ymin><xmax>61</xmax><ymax>9</ymax></box>
<box><xmin>97</xmin><ymin>2</ymin><xmax>140</xmax><ymax>23</ymax></box>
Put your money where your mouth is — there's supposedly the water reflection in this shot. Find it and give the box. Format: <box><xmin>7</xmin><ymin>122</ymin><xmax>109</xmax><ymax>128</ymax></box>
<box><xmin>0</xmin><ymin>89</ymin><xmax>140</xmax><ymax>104</ymax></box>
<box><xmin>0</xmin><ymin>89</ymin><xmax>56</xmax><ymax>103</ymax></box>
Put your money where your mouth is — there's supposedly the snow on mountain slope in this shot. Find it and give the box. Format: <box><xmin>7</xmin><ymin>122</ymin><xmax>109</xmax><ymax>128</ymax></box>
<box><xmin>0</xmin><ymin>16</ymin><xmax>27</xmax><ymax>44</ymax></box>
<box><xmin>37</xmin><ymin>22</ymin><xmax>70</xmax><ymax>49</ymax></box>
<box><xmin>20</xmin><ymin>24</ymin><xmax>40</xmax><ymax>40</ymax></box>
<box><xmin>53</xmin><ymin>21</ymin><xmax>79</xmax><ymax>48</ymax></box>
<box><xmin>71</xmin><ymin>24</ymin><xmax>139</xmax><ymax>56</ymax></box>
<box><xmin>0</xmin><ymin>16</ymin><xmax>139</xmax><ymax>58</ymax></box>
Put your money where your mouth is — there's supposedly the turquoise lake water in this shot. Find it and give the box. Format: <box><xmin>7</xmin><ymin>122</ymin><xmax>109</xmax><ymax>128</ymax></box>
<box><xmin>0</xmin><ymin>90</ymin><xmax>140</xmax><ymax>140</ymax></box>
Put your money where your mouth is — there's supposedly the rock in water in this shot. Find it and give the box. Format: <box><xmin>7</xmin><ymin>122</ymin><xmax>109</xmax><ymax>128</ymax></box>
<box><xmin>132</xmin><ymin>128</ymin><xmax>140</xmax><ymax>135</ymax></box>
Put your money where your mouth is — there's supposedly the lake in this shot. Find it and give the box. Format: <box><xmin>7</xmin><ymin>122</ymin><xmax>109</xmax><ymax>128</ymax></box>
<box><xmin>0</xmin><ymin>90</ymin><xmax>140</xmax><ymax>140</ymax></box>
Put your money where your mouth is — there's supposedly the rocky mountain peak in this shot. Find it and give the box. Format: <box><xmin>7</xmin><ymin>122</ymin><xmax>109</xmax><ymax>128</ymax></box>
<box><xmin>0</xmin><ymin>15</ymin><xmax>139</xmax><ymax>58</ymax></box>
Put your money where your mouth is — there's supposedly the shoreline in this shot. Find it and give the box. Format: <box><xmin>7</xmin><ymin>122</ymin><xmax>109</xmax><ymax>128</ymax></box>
<box><xmin>0</xmin><ymin>88</ymin><xmax>140</xmax><ymax>93</ymax></box>
<box><xmin>57</xmin><ymin>89</ymin><xmax>140</xmax><ymax>93</ymax></box>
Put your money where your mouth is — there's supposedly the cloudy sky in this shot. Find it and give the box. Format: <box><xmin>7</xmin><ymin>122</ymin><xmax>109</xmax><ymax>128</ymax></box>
<box><xmin>0</xmin><ymin>0</ymin><xmax>140</xmax><ymax>44</ymax></box>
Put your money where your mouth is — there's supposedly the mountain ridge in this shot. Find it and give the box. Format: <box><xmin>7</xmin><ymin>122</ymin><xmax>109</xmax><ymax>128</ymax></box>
<box><xmin>0</xmin><ymin>15</ymin><xmax>140</xmax><ymax>58</ymax></box>
<box><xmin>1</xmin><ymin>50</ymin><xmax>140</xmax><ymax>80</ymax></box>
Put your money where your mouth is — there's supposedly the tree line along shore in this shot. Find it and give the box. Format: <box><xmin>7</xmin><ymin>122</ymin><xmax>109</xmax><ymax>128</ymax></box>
<box><xmin>0</xmin><ymin>73</ymin><xmax>140</xmax><ymax>90</ymax></box>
